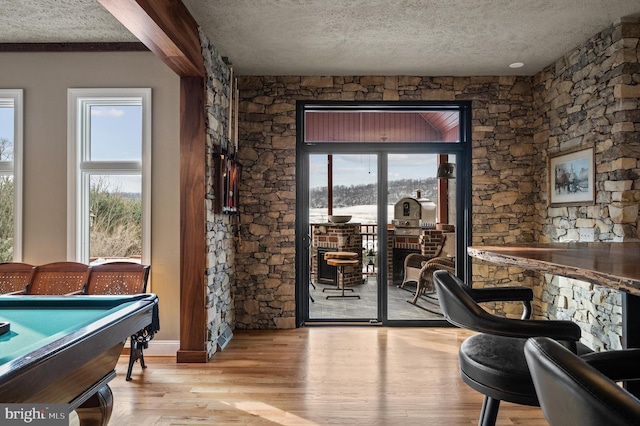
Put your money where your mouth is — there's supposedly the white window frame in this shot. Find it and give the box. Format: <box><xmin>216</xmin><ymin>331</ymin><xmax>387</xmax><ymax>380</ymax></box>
<box><xmin>67</xmin><ymin>88</ymin><xmax>151</xmax><ymax>265</ymax></box>
<box><xmin>0</xmin><ymin>89</ymin><xmax>24</xmax><ymax>261</ymax></box>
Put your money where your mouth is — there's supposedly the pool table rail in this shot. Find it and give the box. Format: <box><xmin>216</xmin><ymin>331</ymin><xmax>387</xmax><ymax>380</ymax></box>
<box><xmin>0</xmin><ymin>294</ymin><xmax>158</xmax><ymax>426</ymax></box>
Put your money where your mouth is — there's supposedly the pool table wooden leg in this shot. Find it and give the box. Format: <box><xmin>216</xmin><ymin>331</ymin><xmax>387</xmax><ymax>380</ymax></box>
<box><xmin>75</xmin><ymin>385</ymin><xmax>113</xmax><ymax>426</ymax></box>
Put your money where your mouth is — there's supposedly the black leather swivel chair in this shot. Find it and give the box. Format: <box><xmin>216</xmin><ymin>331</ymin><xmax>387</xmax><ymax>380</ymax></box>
<box><xmin>433</xmin><ymin>270</ymin><xmax>592</xmax><ymax>426</ymax></box>
<box><xmin>525</xmin><ymin>336</ymin><xmax>640</xmax><ymax>426</ymax></box>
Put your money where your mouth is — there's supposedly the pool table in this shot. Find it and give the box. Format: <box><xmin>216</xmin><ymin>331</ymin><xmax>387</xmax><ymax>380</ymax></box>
<box><xmin>0</xmin><ymin>294</ymin><xmax>158</xmax><ymax>426</ymax></box>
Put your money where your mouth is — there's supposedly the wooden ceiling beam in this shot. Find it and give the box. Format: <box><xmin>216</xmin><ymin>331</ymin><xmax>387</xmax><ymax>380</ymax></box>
<box><xmin>98</xmin><ymin>0</ymin><xmax>204</xmax><ymax>77</ymax></box>
<box><xmin>0</xmin><ymin>42</ymin><xmax>148</xmax><ymax>52</ymax></box>
<box><xmin>101</xmin><ymin>0</ymin><xmax>208</xmax><ymax>361</ymax></box>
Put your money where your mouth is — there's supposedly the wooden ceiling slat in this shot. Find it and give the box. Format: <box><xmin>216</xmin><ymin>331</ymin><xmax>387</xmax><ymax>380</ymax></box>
<box><xmin>0</xmin><ymin>42</ymin><xmax>149</xmax><ymax>52</ymax></box>
<box><xmin>305</xmin><ymin>111</ymin><xmax>446</xmax><ymax>142</ymax></box>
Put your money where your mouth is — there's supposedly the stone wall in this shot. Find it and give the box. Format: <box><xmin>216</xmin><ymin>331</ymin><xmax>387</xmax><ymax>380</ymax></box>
<box><xmin>235</xmin><ymin>75</ymin><xmax>538</xmax><ymax>329</ymax></box>
<box><xmin>200</xmin><ymin>30</ymin><xmax>236</xmax><ymax>357</ymax></box>
<box><xmin>536</xmin><ymin>19</ymin><xmax>640</xmax><ymax>243</ymax></box>
<box><xmin>531</xmin><ymin>18</ymin><xmax>640</xmax><ymax>351</ymax></box>
<box><xmin>475</xmin><ymin>18</ymin><xmax>640</xmax><ymax>349</ymax></box>
<box><xmin>232</xmin><ymin>20</ymin><xmax>640</xmax><ymax>342</ymax></box>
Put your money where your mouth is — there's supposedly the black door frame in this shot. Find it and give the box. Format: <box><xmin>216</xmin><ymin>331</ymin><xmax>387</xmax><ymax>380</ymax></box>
<box><xmin>295</xmin><ymin>100</ymin><xmax>473</xmax><ymax>327</ymax></box>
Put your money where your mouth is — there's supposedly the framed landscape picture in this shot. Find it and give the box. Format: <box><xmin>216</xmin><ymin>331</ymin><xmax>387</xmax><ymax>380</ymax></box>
<box><xmin>548</xmin><ymin>146</ymin><xmax>595</xmax><ymax>207</ymax></box>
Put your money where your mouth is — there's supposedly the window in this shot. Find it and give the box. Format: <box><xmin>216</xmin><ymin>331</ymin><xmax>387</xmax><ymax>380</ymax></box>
<box><xmin>67</xmin><ymin>89</ymin><xmax>151</xmax><ymax>265</ymax></box>
<box><xmin>0</xmin><ymin>90</ymin><xmax>23</xmax><ymax>262</ymax></box>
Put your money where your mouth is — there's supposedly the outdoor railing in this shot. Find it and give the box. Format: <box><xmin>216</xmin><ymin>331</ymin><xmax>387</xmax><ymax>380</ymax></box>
<box><xmin>308</xmin><ymin>223</ymin><xmax>379</xmax><ymax>276</ymax></box>
<box><xmin>360</xmin><ymin>224</ymin><xmax>377</xmax><ymax>275</ymax></box>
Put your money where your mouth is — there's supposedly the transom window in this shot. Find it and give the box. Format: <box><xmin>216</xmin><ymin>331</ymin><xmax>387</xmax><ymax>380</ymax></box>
<box><xmin>67</xmin><ymin>89</ymin><xmax>151</xmax><ymax>265</ymax></box>
<box><xmin>304</xmin><ymin>110</ymin><xmax>460</xmax><ymax>143</ymax></box>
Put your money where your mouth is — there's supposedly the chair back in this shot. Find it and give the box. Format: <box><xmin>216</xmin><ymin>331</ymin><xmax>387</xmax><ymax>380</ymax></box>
<box><xmin>28</xmin><ymin>262</ymin><xmax>91</xmax><ymax>295</ymax></box>
<box><xmin>524</xmin><ymin>337</ymin><xmax>640</xmax><ymax>426</ymax></box>
<box><xmin>433</xmin><ymin>269</ymin><xmax>495</xmax><ymax>331</ymax></box>
<box><xmin>84</xmin><ymin>262</ymin><xmax>150</xmax><ymax>295</ymax></box>
<box><xmin>0</xmin><ymin>262</ymin><xmax>34</xmax><ymax>294</ymax></box>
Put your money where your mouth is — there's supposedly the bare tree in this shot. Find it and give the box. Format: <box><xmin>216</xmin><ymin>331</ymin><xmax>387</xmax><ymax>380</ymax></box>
<box><xmin>0</xmin><ymin>176</ymin><xmax>14</xmax><ymax>261</ymax></box>
<box><xmin>89</xmin><ymin>177</ymin><xmax>142</xmax><ymax>259</ymax></box>
<box><xmin>0</xmin><ymin>138</ymin><xmax>13</xmax><ymax>161</ymax></box>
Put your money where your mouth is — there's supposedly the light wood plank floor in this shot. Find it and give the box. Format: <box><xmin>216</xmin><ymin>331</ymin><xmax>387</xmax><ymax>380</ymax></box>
<box><xmin>71</xmin><ymin>327</ymin><xmax>548</xmax><ymax>426</ymax></box>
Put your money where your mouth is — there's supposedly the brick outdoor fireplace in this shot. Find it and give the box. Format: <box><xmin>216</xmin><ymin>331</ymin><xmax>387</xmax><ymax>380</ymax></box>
<box><xmin>311</xmin><ymin>224</ymin><xmax>446</xmax><ymax>287</ymax></box>
<box><xmin>311</xmin><ymin>223</ymin><xmax>363</xmax><ymax>287</ymax></box>
<box><xmin>388</xmin><ymin>228</ymin><xmax>448</xmax><ymax>285</ymax></box>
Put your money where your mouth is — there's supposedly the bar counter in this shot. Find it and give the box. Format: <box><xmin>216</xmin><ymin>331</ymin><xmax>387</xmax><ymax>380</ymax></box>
<box><xmin>468</xmin><ymin>241</ymin><xmax>640</xmax><ymax>364</ymax></box>
<box><xmin>468</xmin><ymin>242</ymin><xmax>640</xmax><ymax>296</ymax></box>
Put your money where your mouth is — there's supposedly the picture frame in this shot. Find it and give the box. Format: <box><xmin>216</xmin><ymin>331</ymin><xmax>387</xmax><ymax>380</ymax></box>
<box><xmin>213</xmin><ymin>153</ymin><xmax>241</xmax><ymax>214</ymax></box>
<box><xmin>548</xmin><ymin>146</ymin><xmax>595</xmax><ymax>207</ymax></box>
<box><xmin>223</xmin><ymin>156</ymin><xmax>240</xmax><ymax>214</ymax></box>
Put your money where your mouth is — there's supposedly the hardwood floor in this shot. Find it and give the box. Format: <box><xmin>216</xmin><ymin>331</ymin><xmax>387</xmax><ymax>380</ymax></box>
<box><xmin>71</xmin><ymin>327</ymin><xmax>548</xmax><ymax>425</ymax></box>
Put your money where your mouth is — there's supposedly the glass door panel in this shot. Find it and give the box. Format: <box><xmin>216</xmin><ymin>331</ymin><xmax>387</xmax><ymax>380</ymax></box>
<box><xmin>308</xmin><ymin>154</ymin><xmax>378</xmax><ymax>321</ymax></box>
<box><xmin>386</xmin><ymin>153</ymin><xmax>456</xmax><ymax>320</ymax></box>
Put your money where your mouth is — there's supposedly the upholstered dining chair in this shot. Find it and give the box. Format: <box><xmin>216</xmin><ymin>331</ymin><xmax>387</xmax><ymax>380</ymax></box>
<box><xmin>433</xmin><ymin>270</ymin><xmax>592</xmax><ymax>426</ymax></box>
<box><xmin>525</xmin><ymin>337</ymin><xmax>640</xmax><ymax>426</ymax></box>
<box><xmin>0</xmin><ymin>262</ymin><xmax>34</xmax><ymax>294</ymax></box>
<box><xmin>27</xmin><ymin>261</ymin><xmax>91</xmax><ymax>295</ymax></box>
<box><xmin>82</xmin><ymin>261</ymin><xmax>154</xmax><ymax>381</ymax></box>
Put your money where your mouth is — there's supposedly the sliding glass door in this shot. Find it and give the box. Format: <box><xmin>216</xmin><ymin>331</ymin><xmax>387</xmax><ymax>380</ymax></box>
<box><xmin>295</xmin><ymin>101</ymin><xmax>471</xmax><ymax>326</ymax></box>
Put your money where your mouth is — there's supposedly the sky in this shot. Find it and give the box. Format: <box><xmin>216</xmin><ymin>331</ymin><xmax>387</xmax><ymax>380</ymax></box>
<box><xmin>1</xmin><ymin>102</ymin><xmax>142</xmax><ymax>192</ymax></box>
<box><xmin>90</xmin><ymin>105</ymin><xmax>142</xmax><ymax>162</ymax></box>
<box><xmin>3</xmin><ymin>101</ymin><xmax>448</xmax><ymax>195</ymax></box>
<box><xmin>0</xmin><ymin>106</ymin><xmax>14</xmax><ymax>160</ymax></box>
<box><xmin>309</xmin><ymin>153</ymin><xmax>441</xmax><ymax>188</ymax></box>
<box><xmin>89</xmin><ymin>105</ymin><xmax>143</xmax><ymax>193</ymax></box>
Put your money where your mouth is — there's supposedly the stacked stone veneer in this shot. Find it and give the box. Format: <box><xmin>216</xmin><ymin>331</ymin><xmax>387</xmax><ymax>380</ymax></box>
<box><xmin>232</xmin><ymin>19</ymin><xmax>640</xmax><ymax>346</ymax></box>
<box><xmin>200</xmin><ymin>30</ymin><xmax>236</xmax><ymax>357</ymax></box>
<box><xmin>235</xmin><ymin>73</ymin><xmax>535</xmax><ymax>329</ymax></box>
<box><xmin>474</xmin><ymin>18</ymin><xmax>640</xmax><ymax>350</ymax></box>
<box><xmin>311</xmin><ymin>223</ymin><xmax>363</xmax><ymax>287</ymax></box>
<box><xmin>530</xmin><ymin>18</ymin><xmax>640</xmax><ymax>350</ymax></box>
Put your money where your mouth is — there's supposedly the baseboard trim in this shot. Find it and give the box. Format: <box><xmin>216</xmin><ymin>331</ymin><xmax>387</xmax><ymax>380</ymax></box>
<box><xmin>125</xmin><ymin>339</ymin><xmax>180</xmax><ymax>356</ymax></box>
<box><xmin>176</xmin><ymin>349</ymin><xmax>209</xmax><ymax>363</ymax></box>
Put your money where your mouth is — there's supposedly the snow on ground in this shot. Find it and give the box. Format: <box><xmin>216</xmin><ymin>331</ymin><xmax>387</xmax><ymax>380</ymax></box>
<box><xmin>309</xmin><ymin>204</ymin><xmax>394</xmax><ymax>225</ymax></box>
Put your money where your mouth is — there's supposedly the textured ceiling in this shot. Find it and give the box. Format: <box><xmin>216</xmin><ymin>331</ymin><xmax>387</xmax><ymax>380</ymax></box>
<box><xmin>182</xmin><ymin>0</ymin><xmax>640</xmax><ymax>76</ymax></box>
<box><xmin>0</xmin><ymin>0</ymin><xmax>138</xmax><ymax>43</ymax></box>
<box><xmin>1</xmin><ymin>0</ymin><xmax>639</xmax><ymax>76</ymax></box>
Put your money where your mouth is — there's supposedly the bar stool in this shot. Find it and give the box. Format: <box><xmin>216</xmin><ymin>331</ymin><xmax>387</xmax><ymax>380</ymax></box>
<box><xmin>323</xmin><ymin>252</ymin><xmax>360</xmax><ymax>300</ymax></box>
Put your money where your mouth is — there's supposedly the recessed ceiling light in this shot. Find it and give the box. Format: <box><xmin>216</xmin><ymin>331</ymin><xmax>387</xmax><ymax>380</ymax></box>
<box><xmin>509</xmin><ymin>62</ymin><xmax>525</xmax><ymax>69</ymax></box>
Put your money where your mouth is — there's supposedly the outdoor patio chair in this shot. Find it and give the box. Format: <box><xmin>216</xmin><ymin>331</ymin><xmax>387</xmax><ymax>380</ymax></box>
<box><xmin>402</xmin><ymin>232</ymin><xmax>455</xmax><ymax>312</ymax></box>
